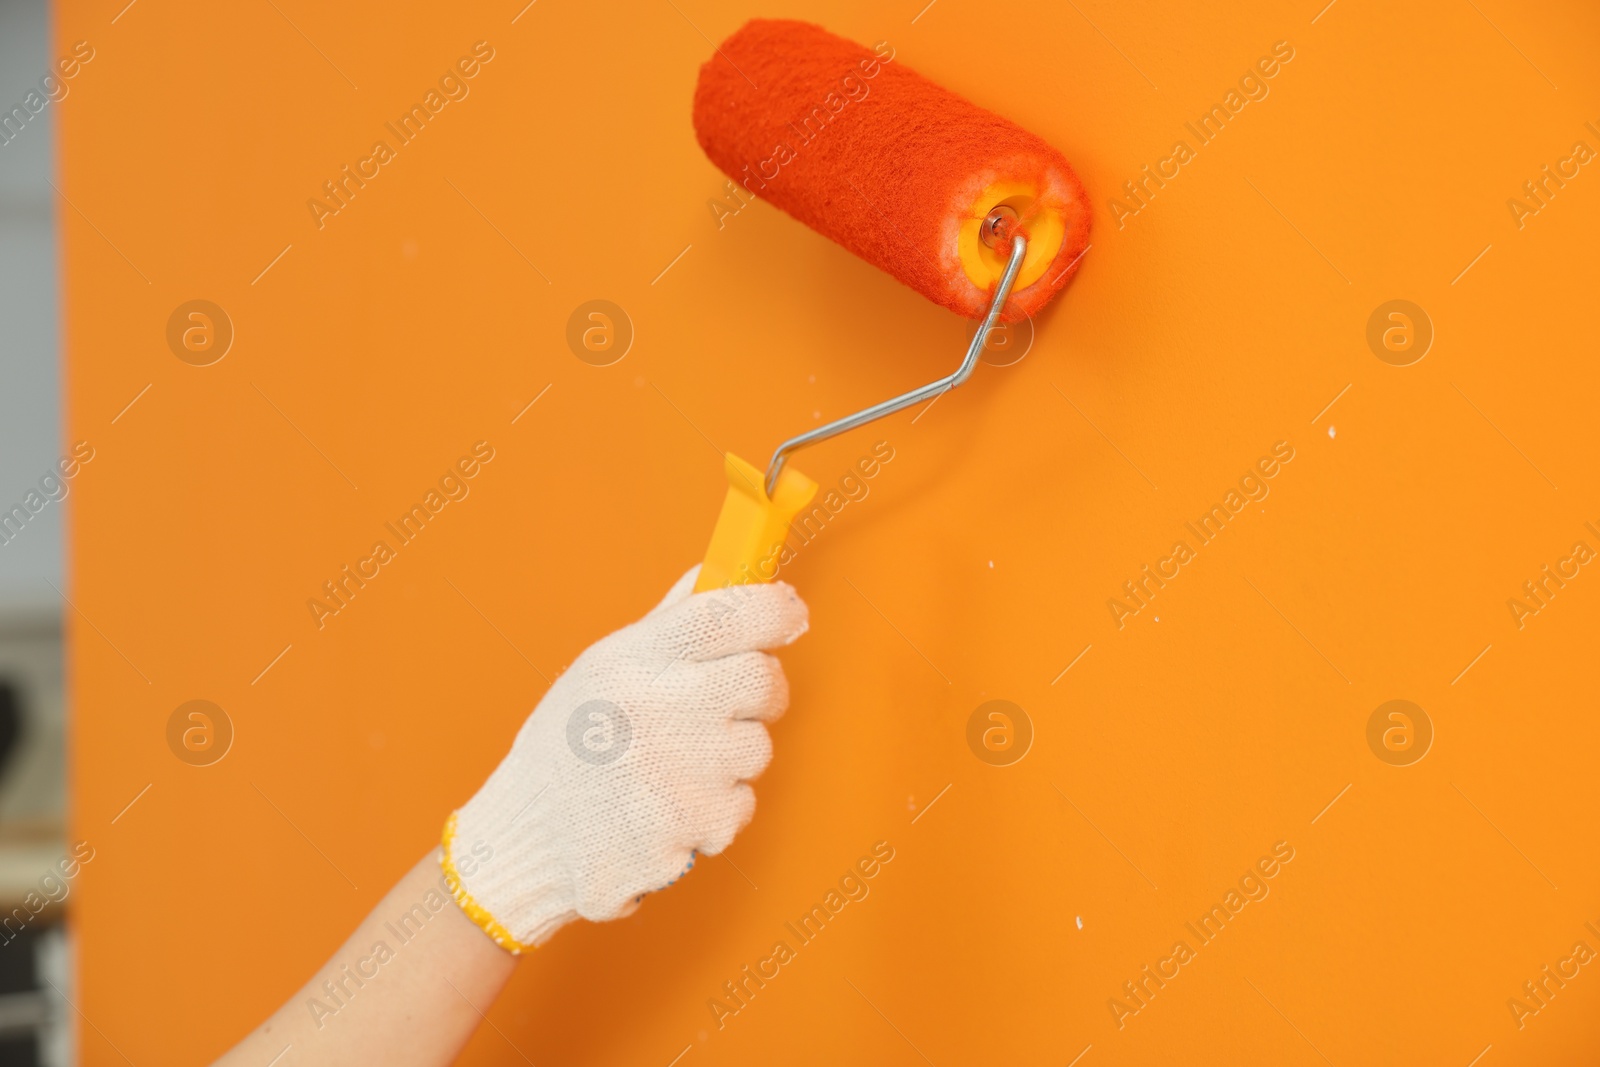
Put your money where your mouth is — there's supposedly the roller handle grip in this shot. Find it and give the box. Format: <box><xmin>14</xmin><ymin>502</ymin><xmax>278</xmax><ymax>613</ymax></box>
<box><xmin>695</xmin><ymin>453</ymin><xmax>818</xmax><ymax>592</ymax></box>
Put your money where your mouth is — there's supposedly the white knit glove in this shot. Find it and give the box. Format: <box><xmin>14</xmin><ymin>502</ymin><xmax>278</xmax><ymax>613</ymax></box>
<box><xmin>442</xmin><ymin>566</ymin><xmax>808</xmax><ymax>951</ymax></box>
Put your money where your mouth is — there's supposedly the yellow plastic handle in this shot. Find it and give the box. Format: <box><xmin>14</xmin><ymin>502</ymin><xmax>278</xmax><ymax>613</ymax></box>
<box><xmin>695</xmin><ymin>453</ymin><xmax>818</xmax><ymax>592</ymax></box>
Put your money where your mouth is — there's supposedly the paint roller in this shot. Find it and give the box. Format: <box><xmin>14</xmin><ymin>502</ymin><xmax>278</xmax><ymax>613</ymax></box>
<box><xmin>691</xmin><ymin>19</ymin><xmax>1092</xmax><ymax>592</ymax></box>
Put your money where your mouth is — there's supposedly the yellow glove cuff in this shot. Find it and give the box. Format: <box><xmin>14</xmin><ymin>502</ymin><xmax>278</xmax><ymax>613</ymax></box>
<box><xmin>440</xmin><ymin>811</ymin><xmax>532</xmax><ymax>955</ymax></box>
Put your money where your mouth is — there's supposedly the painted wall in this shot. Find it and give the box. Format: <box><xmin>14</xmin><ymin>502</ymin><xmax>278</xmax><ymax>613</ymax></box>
<box><xmin>62</xmin><ymin>1</ymin><xmax>1600</xmax><ymax>1063</ymax></box>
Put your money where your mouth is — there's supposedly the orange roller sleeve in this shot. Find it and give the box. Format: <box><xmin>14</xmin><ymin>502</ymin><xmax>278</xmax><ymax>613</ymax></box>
<box><xmin>692</xmin><ymin>19</ymin><xmax>1092</xmax><ymax>322</ymax></box>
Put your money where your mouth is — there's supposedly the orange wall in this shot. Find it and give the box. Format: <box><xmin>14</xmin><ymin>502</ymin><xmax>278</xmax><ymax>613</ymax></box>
<box><xmin>61</xmin><ymin>0</ymin><xmax>1600</xmax><ymax>1063</ymax></box>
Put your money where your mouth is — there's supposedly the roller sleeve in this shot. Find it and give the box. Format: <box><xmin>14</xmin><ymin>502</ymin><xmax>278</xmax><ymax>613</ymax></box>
<box><xmin>693</xmin><ymin>19</ymin><xmax>1092</xmax><ymax>322</ymax></box>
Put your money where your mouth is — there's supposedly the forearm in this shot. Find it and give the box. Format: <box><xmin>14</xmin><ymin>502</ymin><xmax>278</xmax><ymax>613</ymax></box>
<box><xmin>212</xmin><ymin>850</ymin><xmax>516</xmax><ymax>1067</ymax></box>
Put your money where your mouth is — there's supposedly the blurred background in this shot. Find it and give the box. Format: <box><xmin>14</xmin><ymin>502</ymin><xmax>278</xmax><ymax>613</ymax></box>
<box><xmin>0</xmin><ymin>0</ymin><xmax>73</xmax><ymax>1063</ymax></box>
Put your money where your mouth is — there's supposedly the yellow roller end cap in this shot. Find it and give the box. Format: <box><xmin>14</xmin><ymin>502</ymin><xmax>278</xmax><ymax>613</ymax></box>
<box><xmin>958</xmin><ymin>180</ymin><xmax>1066</xmax><ymax>293</ymax></box>
<box><xmin>695</xmin><ymin>453</ymin><xmax>818</xmax><ymax>592</ymax></box>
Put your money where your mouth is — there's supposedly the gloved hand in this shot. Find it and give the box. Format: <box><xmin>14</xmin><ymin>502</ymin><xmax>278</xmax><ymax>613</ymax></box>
<box><xmin>442</xmin><ymin>566</ymin><xmax>808</xmax><ymax>952</ymax></box>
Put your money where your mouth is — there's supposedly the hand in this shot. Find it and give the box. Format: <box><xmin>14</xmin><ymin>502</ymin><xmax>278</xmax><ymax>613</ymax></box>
<box><xmin>443</xmin><ymin>566</ymin><xmax>808</xmax><ymax>951</ymax></box>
